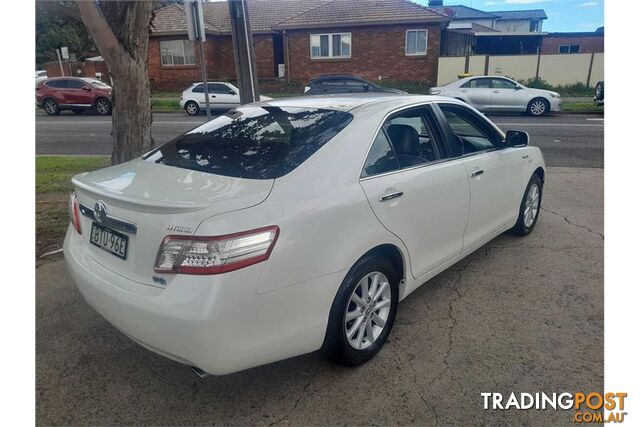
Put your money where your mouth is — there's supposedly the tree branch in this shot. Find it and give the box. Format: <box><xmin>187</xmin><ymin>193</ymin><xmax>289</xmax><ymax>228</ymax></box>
<box><xmin>37</xmin><ymin>0</ymin><xmax>81</xmax><ymax>21</ymax></box>
<box><xmin>75</xmin><ymin>1</ymin><xmax>128</xmax><ymax>70</ymax></box>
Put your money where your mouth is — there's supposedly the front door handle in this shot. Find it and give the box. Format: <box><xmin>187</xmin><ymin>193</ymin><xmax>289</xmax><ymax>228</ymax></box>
<box><xmin>493</xmin><ymin>90</ymin><xmax>500</xmax><ymax>94</ymax></box>
<box><xmin>210</xmin><ymin>95</ymin><xmax>216</xmax><ymax>98</ymax></box>
<box><xmin>378</xmin><ymin>191</ymin><xmax>404</xmax><ymax>202</ymax></box>
<box><xmin>470</xmin><ymin>169</ymin><xmax>484</xmax><ymax>178</ymax></box>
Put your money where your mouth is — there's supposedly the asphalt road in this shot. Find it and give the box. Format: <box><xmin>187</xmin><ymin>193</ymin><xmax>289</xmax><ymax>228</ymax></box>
<box><xmin>36</xmin><ymin>111</ymin><xmax>604</xmax><ymax>168</ymax></box>
<box><xmin>36</xmin><ymin>167</ymin><xmax>603</xmax><ymax>425</ymax></box>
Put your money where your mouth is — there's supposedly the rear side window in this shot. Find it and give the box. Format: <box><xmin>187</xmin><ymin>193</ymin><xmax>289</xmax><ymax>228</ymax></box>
<box><xmin>46</xmin><ymin>80</ymin><xmax>68</xmax><ymax>88</ymax></box>
<box><xmin>361</xmin><ymin>131</ymin><xmax>400</xmax><ymax>178</ymax></box>
<box><xmin>145</xmin><ymin>106</ymin><xmax>353</xmax><ymax>179</ymax></box>
<box><xmin>462</xmin><ymin>78</ymin><xmax>491</xmax><ymax>89</ymax></box>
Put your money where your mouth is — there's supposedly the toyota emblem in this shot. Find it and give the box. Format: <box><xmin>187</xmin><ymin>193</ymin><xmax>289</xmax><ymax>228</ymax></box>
<box><xmin>94</xmin><ymin>200</ymin><xmax>108</xmax><ymax>224</ymax></box>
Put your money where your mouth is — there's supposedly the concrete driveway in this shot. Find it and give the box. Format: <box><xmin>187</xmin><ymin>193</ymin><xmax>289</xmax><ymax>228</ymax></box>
<box><xmin>36</xmin><ymin>167</ymin><xmax>603</xmax><ymax>425</ymax></box>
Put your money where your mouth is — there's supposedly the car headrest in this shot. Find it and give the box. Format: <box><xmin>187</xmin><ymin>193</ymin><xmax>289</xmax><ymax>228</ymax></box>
<box><xmin>387</xmin><ymin>124</ymin><xmax>419</xmax><ymax>155</ymax></box>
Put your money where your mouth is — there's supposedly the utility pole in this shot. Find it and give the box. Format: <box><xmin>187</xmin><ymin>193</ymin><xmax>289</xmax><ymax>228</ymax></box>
<box><xmin>185</xmin><ymin>0</ymin><xmax>211</xmax><ymax>119</ymax></box>
<box><xmin>56</xmin><ymin>49</ymin><xmax>65</xmax><ymax>76</ymax></box>
<box><xmin>228</xmin><ymin>0</ymin><xmax>259</xmax><ymax>104</ymax></box>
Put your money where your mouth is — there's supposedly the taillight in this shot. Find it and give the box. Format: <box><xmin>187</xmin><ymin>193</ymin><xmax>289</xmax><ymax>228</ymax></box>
<box><xmin>154</xmin><ymin>226</ymin><xmax>279</xmax><ymax>275</ymax></box>
<box><xmin>69</xmin><ymin>192</ymin><xmax>82</xmax><ymax>234</ymax></box>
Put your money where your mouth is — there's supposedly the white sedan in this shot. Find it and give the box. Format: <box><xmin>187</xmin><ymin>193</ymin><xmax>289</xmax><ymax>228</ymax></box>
<box><xmin>180</xmin><ymin>81</ymin><xmax>272</xmax><ymax>115</ymax></box>
<box><xmin>64</xmin><ymin>94</ymin><xmax>545</xmax><ymax>375</ymax></box>
<box><xmin>429</xmin><ymin>76</ymin><xmax>562</xmax><ymax>116</ymax></box>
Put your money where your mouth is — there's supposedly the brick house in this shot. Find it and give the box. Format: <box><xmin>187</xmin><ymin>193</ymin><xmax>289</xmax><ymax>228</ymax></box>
<box><xmin>541</xmin><ymin>29</ymin><xmax>604</xmax><ymax>54</ymax></box>
<box><xmin>149</xmin><ymin>0</ymin><xmax>449</xmax><ymax>91</ymax></box>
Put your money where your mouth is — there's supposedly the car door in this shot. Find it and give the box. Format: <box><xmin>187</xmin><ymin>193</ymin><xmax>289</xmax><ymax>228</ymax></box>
<box><xmin>359</xmin><ymin>105</ymin><xmax>470</xmax><ymax>279</ymax></box>
<box><xmin>489</xmin><ymin>78</ymin><xmax>527</xmax><ymax>111</ymax></box>
<box><xmin>190</xmin><ymin>84</ymin><xmax>207</xmax><ymax>108</ymax></box>
<box><xmin>432</xmin><ymin>102</ymin><xmax>524</xmax><ymax>248</ymax></box>
<box><xmin>457</xmin><ymin>78</ymin><xmax>494</xmax><ymax>110</ymax></box>
<box><xmin>66</xmin><ymin>79</ymin><xmax>94</xmax><ymax>106</ymax></box>
<box><xmin>208</xmin><ymin>83</ymin><xmax>240</xmax><ymax>109</ymax></box>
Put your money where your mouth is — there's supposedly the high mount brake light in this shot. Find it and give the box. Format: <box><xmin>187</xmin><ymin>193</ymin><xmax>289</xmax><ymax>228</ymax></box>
<box><xmin>154</xmin><ymin>226</ymin><xmax>279</xmax><ymax>275</ymax></box>
<box><xmin>69</xmin><ymin>192</ymin><xmax>82</xmax><ymax>234</ymax></box>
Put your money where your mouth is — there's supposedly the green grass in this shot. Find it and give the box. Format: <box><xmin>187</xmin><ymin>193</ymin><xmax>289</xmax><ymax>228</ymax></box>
<box><xmin>562</xmin><ymin>101</ymin><xmax>604</xmax><ymax>114</ymax></box>
<box><xmin>152</xmin><ymin>99</ymin><xmax>181</xmax><ymax>112</ymax></box>
<box><xmin>36</xmin><ymin>156</ymin><xmax>110</xmax><ymax>194</ymax></box>
<box><xmin>36</xmin><ymin>156</ymin><xmax>110</xmax><ymax>259</ymax></box>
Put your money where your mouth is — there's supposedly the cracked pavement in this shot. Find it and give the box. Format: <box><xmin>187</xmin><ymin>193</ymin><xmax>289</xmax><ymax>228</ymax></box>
<box><xmin>36</xmin><ymin>167</ymin><xmax>603</xmax><ymax>425</ymax></box>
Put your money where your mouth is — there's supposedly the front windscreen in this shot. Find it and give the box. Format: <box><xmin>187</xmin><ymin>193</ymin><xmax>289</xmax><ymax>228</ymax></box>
<box><xmin>144</xmin><ymin>106</ymin><xmax>353</xmax><ymax>179</ymax></box>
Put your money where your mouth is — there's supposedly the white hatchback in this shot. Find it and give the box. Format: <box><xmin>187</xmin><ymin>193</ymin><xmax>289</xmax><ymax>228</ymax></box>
<box><xmin>64</xmin><ymin>95</ymin><xmax>545</xmax><ymax>375</ymax></box>
<box><xmin>179</xmin><ymin>81</ymin><xmax>272</xmax><ymax>115</ymax></box>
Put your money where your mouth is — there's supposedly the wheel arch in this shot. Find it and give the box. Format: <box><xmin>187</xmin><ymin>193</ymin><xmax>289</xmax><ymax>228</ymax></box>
<box><xmin>354</xmin><ymin>243</ymin><xmax>407</xmax><ymax>297</ymax></box>
<box><xmin>93</xmin><ymin>96</ymin><xmax>111</xmax><ymax>107</ymax></box>
<box><xmin>534</xmin><ymin>166</ymin><xmax>545</xmax><ymax>184</ymax></box>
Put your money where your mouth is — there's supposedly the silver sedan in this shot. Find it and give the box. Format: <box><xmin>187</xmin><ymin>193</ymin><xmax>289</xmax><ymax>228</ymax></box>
<box><xmin>429</xmin><ymin>76</ymin><xmax>562</xmax><ymax>116</ymax></box>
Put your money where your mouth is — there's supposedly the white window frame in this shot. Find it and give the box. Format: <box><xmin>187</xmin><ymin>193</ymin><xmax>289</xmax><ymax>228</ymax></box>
<box><xmin>310</xmin><ymin>32</ymin><xmax>352</xmax><ymax>59</ymax></box>
<box><xmin>558</xmin><ymin>44</ymin><xmax>581</xmax><ymax>54</ymax></box>
<box><xmin>160</xmin><ymin>39</ymin><xmax>196</xmax><ymax>66</ymax></box>
<box><xmin>405</xmin><ymin>29</ymin><xmax>428</xmax><ymax>56</ymax></box>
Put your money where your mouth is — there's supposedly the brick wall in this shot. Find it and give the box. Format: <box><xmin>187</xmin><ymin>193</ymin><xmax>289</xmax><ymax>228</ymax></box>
<box><xmin>148</xmin><ymin>34</ymin><xmax>276</xmax><ymax>91</ymax></box>
<box><xmin>285</xmin><ymin>24</ymin><xmax>441</xmax><ymax>85</ymax></box>
<box><xmin>541</xmin><ymin>35</ymin><xmax>604</xmax><ymax>54</ymax></box>
<box><xmin>43</xmin><ymin>60</ymin><xmax>110</xmax><ymax>81</ymax></box>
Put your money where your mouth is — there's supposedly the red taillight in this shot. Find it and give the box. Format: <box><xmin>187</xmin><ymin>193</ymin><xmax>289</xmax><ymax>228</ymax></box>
<box><xmin>154</xmin><ymin>226</ymin><xmax>279</xmax><ymax>275</ymax></box>
<box><xmin>69</xmin><ymin>192</ymin><xmax>82</xmax><ymax>234</ymax></box>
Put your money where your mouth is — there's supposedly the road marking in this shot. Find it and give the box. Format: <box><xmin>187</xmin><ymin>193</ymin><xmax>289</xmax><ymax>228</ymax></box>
<box><xmin>586</xmin><ymin>118</ymin><xmax>605</xmax><ymax>122</ymax></box>
<box><xmin>37</xmin><ymin>121</ymin><xmax>203</xmax><ymax>125</ymax></box>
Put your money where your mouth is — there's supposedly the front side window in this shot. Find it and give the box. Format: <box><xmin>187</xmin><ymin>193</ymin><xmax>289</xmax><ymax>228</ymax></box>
<box><xmin>310</xmin><ymin>33</ymin><xmax>351</xmax><ymax>58</ymax></box>
<box><xmin>46</xmin><ymin>80</ymin><xmax>68</xmax><ymax>89</ymax></box>
<box><xmin>558</xmin><ymin>44</ymin><xmax>581</xmax><ymax>54</ymax></box>
<box><xmin>405</xmin><ymin>29</ymin><xmax>428</xmax><ymax>56</ymax></box>
<box><xmin>67</xmin><ymin>80</ymin><xmax>88</xmax><ymax>89</ymax></box>
<box><xmin>438</xmin><ymin>104</ymin><xmax>499</xmax><ymax>155</ymax></box>
<box><xmin>145</xmin><ymin>106</ymin><xmax>353</xmax><ymax>179</ymax></box>
<box><xmin>160</xmin><ymin>40</ymin><xmax>196</xmax><ymax>65</ymax></box>
<box><xmin>491</xmin><ymin>78</ymin><xmax>517</xmax><ymax>89</ymax></box>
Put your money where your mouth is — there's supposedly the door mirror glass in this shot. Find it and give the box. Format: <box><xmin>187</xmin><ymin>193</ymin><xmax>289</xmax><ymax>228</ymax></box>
<box><xmin>82</xmin><ymin>86</ymin><xmax>91</xmax><ymax>91</ymax></box>
<box><xmin>505</xmin><ymin>130</ymin><xmax>529</xmax><ymax>147</ymax></box>
<box><xmin>228</xmin><ymin>90</ymin><xmax>236</xmax><ymax>95</ymax></box>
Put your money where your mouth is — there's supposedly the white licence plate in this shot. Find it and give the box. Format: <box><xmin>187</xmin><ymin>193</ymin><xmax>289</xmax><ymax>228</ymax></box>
<box><xmin>90</xmin><ymin>223</ymin><xmax>128</xmax><ymax>259</ymax></box>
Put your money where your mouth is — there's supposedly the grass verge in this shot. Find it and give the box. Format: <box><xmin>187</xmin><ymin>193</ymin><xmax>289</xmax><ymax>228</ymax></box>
<box><xmin>561</xmin><ymin>101</ymin><xmax>604</xmax><ymax>114</ymax></box>
<box><xmin>36</xmin><ymin>156</ymin><xmax>110</xmax><ymax>260</ymax></box>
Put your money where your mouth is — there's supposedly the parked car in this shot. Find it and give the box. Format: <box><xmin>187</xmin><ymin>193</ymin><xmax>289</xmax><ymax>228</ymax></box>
<box><xmin>36</xmin><ymin>77</ymin><xmax>113</xmax><ymax>115</ymax></box>
<box><xmin>304</xmin><ymin>75</ymin><xmax>407</xmax><ymax>95</ymax></box>
<box><xmin>36</xmin><ymin>70</ymin><xmax>47</xmax><ymax>78</ymax></box>
<box><xmin>594</xmin><ymin>81</ymin><xmax>604</xmax><ymax>106</ymax></box>
<box><xmin>429</xmin><ymin>76</ymin><xmax>562</xmax><ymax>116</ymax></box>
<box><xmin>64</xmin><ymin>94</ymin><xmax>545</xmax><ymax>376</ymax></box>
<box><xmin>180</xmin><ymin>81</ymin><xmax>272</xmax><ymax>115</ymax></box>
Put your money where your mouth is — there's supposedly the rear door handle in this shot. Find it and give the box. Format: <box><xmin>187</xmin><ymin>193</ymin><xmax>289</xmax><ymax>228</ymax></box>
<box><xmin>470</xmin><ymin>170</ymin><xmax>484</xmax><ymax>178</ymax></box>
<box><xmin>378</xmin><ymin>191</ymin><xmax>404</xmax><ymax>202</ymax></box>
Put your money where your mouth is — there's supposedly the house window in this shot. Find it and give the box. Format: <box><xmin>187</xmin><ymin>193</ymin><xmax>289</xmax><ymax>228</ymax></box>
<box><xmin>529</xmin><ymin>20</ymin><xmax>538</xmax><ymax>32</ymax></box>
<box><xmin>405</xmin><ymin>29</ymin><xmax>428</xmax><ymax>56</ymax></box>
<box><xmin>160</xmin><ymin>40</ymin><xmax>196</xmax><ymax>65</ymax></box>
<box><xmin>558</xmin><ymin>44</ymin><xmax>581</xmax><ymax>54</ymax></box>
<box><xmin>310</xmin><ymin>33</ymin><xmax>351</xmax><ymax>58</ymax></box>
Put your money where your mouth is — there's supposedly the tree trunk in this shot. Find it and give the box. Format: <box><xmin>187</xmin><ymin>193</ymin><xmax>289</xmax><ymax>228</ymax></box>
<box><xmin>75</xmin><ymin>1</ymin><xmax>154</xmax><ymax>165</ymax></box>
<box><xmin>110</xmin><ymin>51</ymin><xmax>153</xmax><ymax>164</ymax></box>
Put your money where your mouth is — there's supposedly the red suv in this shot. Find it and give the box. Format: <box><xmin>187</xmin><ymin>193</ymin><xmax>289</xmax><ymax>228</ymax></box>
<box><xmin>36</xmin><ymin>77</ymin><xmax>113</xmax><ymax>115</ymax></box>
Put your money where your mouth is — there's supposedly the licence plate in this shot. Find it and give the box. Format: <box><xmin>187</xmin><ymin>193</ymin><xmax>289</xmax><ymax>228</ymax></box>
<box><xmin>90</xmin><ymin>223</ymin><xmax>128</xmax><ymax>259</ymax></box>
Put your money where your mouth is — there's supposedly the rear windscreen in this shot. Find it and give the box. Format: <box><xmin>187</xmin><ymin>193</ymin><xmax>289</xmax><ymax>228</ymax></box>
<box><xmin>144</xmin><ymin>106</ymin><xmax>353</xmax><ymax>179</ymax></box>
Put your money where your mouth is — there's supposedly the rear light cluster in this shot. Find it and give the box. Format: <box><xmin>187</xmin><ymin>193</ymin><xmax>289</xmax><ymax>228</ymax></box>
<box><xmin>154</xmin><ymin>226</ymin><xmax>279</xmax><ymax>275</ymax></box>
<box><xmin>69</xmin><ymin>192</ymin><xmax>82</xmax><ymax>234</ymax></box>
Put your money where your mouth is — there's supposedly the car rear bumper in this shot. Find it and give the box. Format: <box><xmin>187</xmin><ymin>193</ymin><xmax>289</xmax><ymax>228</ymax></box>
<box><xmin>63</xmin><ymin>226</ymin><xmax>341</xmax><ymax>375</ymax></box>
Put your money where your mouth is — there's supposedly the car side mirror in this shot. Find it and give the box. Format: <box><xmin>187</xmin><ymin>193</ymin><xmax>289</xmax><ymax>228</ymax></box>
<box><xmin>363</xmin><ymin>84</ymin><xmax>370</xmax><ymax>91</ymax></box>
<box><xmin>514</xmin><ymin>86</ymin><xmax>523</xmax><ymax>90</ymax></box>
<box><xmin>504</xmin><ymin>130</ymin><xmax>529</xmax><ymax>147</ymax></box>
<box><xmin>228</xmin><ymin>90</ymin><xmax>236</xmax><ymax>95</ymax></box>
<box><xmin>82</xmin><ymin>86</ymin><xmax>91</xmax><ymax>91</ymax></box>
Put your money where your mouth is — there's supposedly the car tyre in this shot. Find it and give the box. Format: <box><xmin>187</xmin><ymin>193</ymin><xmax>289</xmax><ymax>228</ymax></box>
<box><xmin>43</xmin><ymin>98</ymin><xmax>60</xmax><ymax>116</ymax></box>
<box><xmin>95</xmin><ymin>98</ymin><xmax>112</xmax><ymax>115</ymax></box>
<box><xmin>321</xmin><ymin>253</ymin><xmax>399</xmax><ymax>367</ymax></box>
<box><xmin>185</xmin><ymin>101</ymin><xmax>200</xmax><ymax>116</ymax></box>
<box><xmin>527</xmin><ymin>98</ymin><xmax>549</xmax><ymax>116</ymax></box>
<box><xmin>595</xmin><ymin>81</ymin><xmax>604</xmax><ymax>101</ymax></box>
<box><xmin>510</xmin><ymin>173</ymin><xmax>543</xmax><ymax>236</ymax></box>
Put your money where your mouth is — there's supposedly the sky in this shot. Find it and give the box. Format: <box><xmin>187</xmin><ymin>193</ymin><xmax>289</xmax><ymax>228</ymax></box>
<box><xmin>415</xmin><ymin>0</ymin><xmax>604</xmax><ymax>32</ymax></box>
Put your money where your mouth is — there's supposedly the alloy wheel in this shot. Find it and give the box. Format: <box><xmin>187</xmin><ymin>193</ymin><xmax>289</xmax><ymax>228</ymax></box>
<box><xmin>186</xmin><ymin>102</ymin><xmax>198</xmax><ymax>115</ymax></box>
<box><xmin>530</xmin><ymin>101</ymin><xmax>546</xmax><ymax>116</ymax></box>
<box><xmin>96</xmin><ymin>99</ymin><xmax>110</xmax><ymax>115</ymax></box>
<box><xmin>523</xmin><ymin>183</ymin><xmax>540</xmax><ymax>227</ymax></box>
<box><xmin>344</xmin><ymin>271</ymin><xmax>392</xmax><ymax>350</ymax></box>
<box><xmin>44</xmin><ymin>100</ymin><xmax>58</xmax><ymax>114</ymax></box>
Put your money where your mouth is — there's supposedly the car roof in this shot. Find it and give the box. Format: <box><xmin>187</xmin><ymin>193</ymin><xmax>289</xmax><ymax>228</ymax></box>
<box><xmin>310</xmin><ymin>75</ymin><xmax>368</xmax><ymax>83</ymax></box>
<box><xmin>255</xmin><ymin>93</ymin><xmax>447</xmax><ymax>112</ymax></box>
